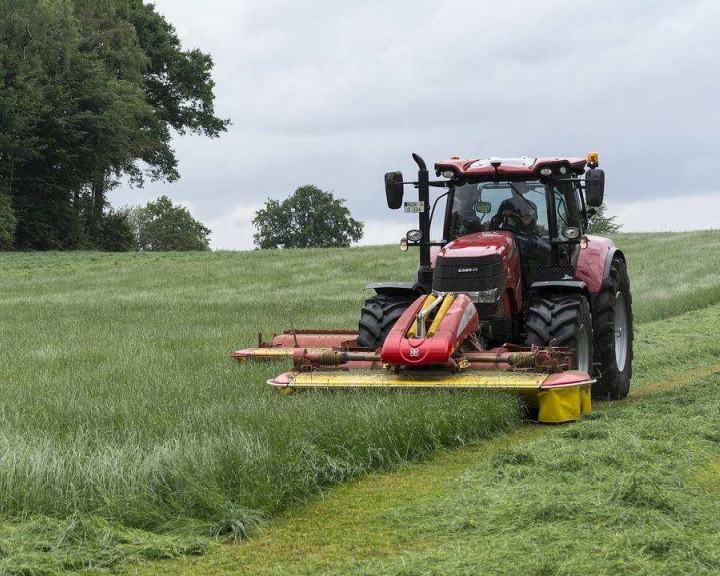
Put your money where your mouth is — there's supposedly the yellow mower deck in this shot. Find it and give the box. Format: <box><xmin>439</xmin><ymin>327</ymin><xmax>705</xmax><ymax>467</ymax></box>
<box><xmin>269</xmin><ymin>369</ymin><xmax>594</xmax><ymax>424</ymax></box>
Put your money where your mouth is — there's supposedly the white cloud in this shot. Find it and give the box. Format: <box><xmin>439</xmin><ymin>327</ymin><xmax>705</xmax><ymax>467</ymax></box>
<box><xmin>612</xmin><ymin>192</ymin><xmax>720</xmax><ymax>233</ymax></box>
<box><xmin>206</xmin><ymin>203</ymin><xmax>262</xmax><ymax>250</ymax></box>
<box><xmin>109</xmin><ymin>0</ymin><xmax>720</xmax><ymax>245</ymax></box>
<box><xmin>358</xmin><ymin>220</ymin><xmax>411</xmax><ymax>247</ymax></box>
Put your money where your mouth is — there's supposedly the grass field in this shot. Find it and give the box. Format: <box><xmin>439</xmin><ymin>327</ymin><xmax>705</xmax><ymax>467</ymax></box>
<box><xmin>137</xmin><ymin>303</ymin><xmax>720</xmax><ymax>575</ymax></box>
<box><xmin>0</xmin><ymin>230</ymin><xmax>718</xmax><ymax>574</ymax></box>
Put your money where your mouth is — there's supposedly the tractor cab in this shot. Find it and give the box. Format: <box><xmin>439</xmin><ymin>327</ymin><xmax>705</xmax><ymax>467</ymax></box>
<box><xmin>385</xmin><ymin>154</ymin><xmax>605</xmax><ymax>292</ymax></box>
<box><xmin>440</xmin><ymin>163</ymin><xmax>585</xmax><ymax>288</ymax></box>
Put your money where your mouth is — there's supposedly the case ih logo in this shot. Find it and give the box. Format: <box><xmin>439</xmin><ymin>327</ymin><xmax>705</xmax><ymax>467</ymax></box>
<box><xmin>458</xmin><ymin>267</ymin><xmax>479</xmax><ymax>273</ymax></box>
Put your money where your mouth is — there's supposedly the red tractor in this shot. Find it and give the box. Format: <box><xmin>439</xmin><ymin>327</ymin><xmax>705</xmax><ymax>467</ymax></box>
<box><xmin>234</xmin><ymin>152</ymin><xmax>633</xmax><ymax>422</ymax></box>
<box><xmin>363</xmin><ymin>152</ymin><xmax>632</xmax><ymax>399</ymax></box>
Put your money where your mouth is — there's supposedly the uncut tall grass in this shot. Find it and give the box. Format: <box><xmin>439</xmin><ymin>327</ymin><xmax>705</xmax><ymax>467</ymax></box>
<box><xmin>0</xmin><ymin>249</ymin><xmax>518</xmax><ymax>536</ymax></box>
<box><xmin>0</xmin><ymin>230</ymin><xmax>718</xmax><ymax>537</ymax></box>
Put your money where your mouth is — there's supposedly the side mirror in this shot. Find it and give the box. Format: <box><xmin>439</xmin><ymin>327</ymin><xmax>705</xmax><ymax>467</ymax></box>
<box><xmin>585</xmin><ymin>168</ymin><xmax>605</xmax><ymax>207</ymax></box>
<box><xmin>385</xmin><ymin>171</ymin><xmax>404</xmax><ymax>209</ymax></box>
<box><xmin>474</xmin><ymin>201</ymin><xmax>492</xmax><ymax>214</ymax></box>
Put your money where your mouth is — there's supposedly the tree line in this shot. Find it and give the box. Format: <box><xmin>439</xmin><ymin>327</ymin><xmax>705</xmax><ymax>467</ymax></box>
<box><xmin>0</xmin><ymin>0</ymin><xmax>227</xmax><ymax>251</ymax></box>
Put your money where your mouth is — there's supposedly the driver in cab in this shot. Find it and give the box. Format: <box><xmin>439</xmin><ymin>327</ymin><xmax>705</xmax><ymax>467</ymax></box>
<box><xmin>489</xmin><ymin>195</ymin><xmax>539</xmax><ymax>237</ymax></box>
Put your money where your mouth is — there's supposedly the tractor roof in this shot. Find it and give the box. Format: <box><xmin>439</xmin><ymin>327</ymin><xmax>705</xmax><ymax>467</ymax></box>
<box><xmin>435</xmin><ymin>156</ymin><xmax>587</xmax><ymax>181</ymax></box>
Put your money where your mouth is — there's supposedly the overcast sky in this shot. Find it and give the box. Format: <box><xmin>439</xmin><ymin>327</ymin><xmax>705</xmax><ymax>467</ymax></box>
<box><xmin>110</xmin><ymin>0</ymin><xmax>720</xmax><ymax>249</ymax></box>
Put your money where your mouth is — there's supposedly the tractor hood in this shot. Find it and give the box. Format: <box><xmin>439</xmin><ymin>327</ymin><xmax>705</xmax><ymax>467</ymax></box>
<box><xmin>430</xmin><ymin>231</ymin><xmax>522</xmax><ymax>318</ymax></box>
<box><xmin>432</xmin><ymin>231</ymin><xmax>516</xmax><ymax>266</ymax></box>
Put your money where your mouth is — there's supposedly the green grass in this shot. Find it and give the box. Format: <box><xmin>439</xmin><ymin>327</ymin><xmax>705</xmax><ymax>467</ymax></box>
<box><xmin>616</xmin><ymin>230</ymin><xmax>720</xmax><ymax>321</ymax></box>
<box><xmin>130</xmin><ymin>303</ymin><xmax>720</xmax><ymax>575</ymax></box>
<box><xmin>305</xmin><ymin>373</ymin><xmax>720</xmax><ymax>575</ymax></box>
<box><xmin>0</xmin><ymin>230</ymin><xmax>718</xmax><ymax>574</ymax></box>
<box><xmin>0</xmin><ymin>247</ymin><xmax>520</xmax><ymax>573</ymax></box>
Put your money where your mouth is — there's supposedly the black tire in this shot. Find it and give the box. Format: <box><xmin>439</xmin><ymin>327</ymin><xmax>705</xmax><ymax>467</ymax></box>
<box><xmin>357</xmin><ymin>294</ymin><xmax>414</xmax><ymax>349</ymax></box>
<box><xmin>592</xmin><ymin>258</ymin><xmax>633</xmax><ymax>400</ymax></box>
<box><xmin>525</xmin><ymin>294</ymin><xmax>593</xmax><ymax>373</ymax></box>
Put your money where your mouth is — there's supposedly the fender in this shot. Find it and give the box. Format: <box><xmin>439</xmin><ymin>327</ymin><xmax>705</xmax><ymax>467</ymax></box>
<box><xmin>574</xmin><ymin>235</ymin><xmax>617</xmax><ymax>294</ymax></box>
<box><xmin>364</xmin><ymin>282</ymin><xmax>427</xmax><ymax>297</ymax></box>
<box><xmin>602</xmin><ymin>248</ymin><xmax>626</xmax><ymax>289</ymax></box>
<box><xmin>530</xmin><ymin>280</ymin><xmax>591</xmax><ymax>301</ymax></box>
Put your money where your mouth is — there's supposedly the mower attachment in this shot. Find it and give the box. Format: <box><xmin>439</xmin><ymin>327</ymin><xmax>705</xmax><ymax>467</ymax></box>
<box><xmin>233</xmin><ymin>338</ymin><xmax>593</xmax><ymax>423</ymax></box>
<box><xmin>269</xmin><ymin>369</ymin><xmax>592</xmax><ymax>424</ymax></box>
<box><xmin>233</xmin><ymin>295</ymin><xmax>594</xmax><ymax>423</ymax></box>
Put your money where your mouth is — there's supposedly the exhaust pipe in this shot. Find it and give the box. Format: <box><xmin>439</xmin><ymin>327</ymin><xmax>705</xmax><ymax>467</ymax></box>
<box><xmin>412</xmin><ymin>153</ymin><xmax>433</xmax><ymax>289</ymax></box>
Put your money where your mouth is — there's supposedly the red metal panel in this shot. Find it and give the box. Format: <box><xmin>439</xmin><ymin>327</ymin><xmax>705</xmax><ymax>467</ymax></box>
<box><xmin>434</xmin><ymin>231</ymin><xmax>523</xmax><ymax>313</ymax></box>
<box><xmin>574</xmin><ymin>235</ymin><xmax>615</xmax><ymax>293</ymax></box>
<box><xmin>541</xmin><ymin>371</ymin><xmax>595</xmax><ymax>388</ymax></box>
<box><xmin>380</xmin><ymin>294</ymin><xmax>479</xmax><ymax>366</ymax></box>
<box><xmin>270</xmin><ymin>333</ymin><xmax>358</xmax><ymax>349</ymax></box>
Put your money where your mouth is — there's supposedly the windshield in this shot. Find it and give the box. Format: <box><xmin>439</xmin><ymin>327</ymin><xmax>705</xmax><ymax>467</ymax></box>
<box><xmin>447</xmin><ymin>180</ymin><xmax>580</xmax><ymax>241</ymax></box>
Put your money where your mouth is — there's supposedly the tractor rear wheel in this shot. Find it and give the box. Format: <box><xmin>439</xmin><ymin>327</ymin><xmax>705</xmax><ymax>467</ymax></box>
<box><xmin>357</xmin><ymin>294</ymin><xmax>414</xmax><ymax>349</ymax></box>
<box><xmin>592</xmin><ymin>258</ymin><xmax>634</xmax><ymax>399</ymax></box>
<box><xmin>525</xmin><ymin>294</ymin><xmax>593</xmax><ymax>372</ymax></box>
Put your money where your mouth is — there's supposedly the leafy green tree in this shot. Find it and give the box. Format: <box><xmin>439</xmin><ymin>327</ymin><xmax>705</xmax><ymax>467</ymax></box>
<box><xmin>587</xmin><ymin>203</ymin><xmax>622</xmax><ymax>235</ymax></box>
<box><xmin>253</xmin><ymin>185</ymin><xmax>364</xmax><ymax>249</ymax></box>
<box><xmin>0</xmin><ymin>0</ymin><xmax>90</xmax><ymax>248</ymax></box>
<box><xmin>76</xmin><ymin>0</ymin><xmax>230</xmax><ymax>241</ymax></box>
<box><xmin>100</xmin><ymin>208</ymin><xmax>136</xmax><ymax>252</ymax></box>
<box><xmin>131</xmin><ymin>196</ymin><xmax>211</xmax><ymax>251</ymax></box>
<box><xmin>0</xmin><ymin>0</ymin><xmax>228</xmax><ymax>250</ymax></box>
<box><xmin>0</xmin><ymin>194</ymin><xmax>17</xmax><ymax>250</ymax></box>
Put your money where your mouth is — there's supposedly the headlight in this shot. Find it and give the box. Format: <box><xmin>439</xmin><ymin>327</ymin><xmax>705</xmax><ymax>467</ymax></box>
<box><xmin>562</xmin><ymin>227</ymin><xmax>580</xmax><ymax>240</ymax></box>
<box><xmin>478</xmin><ymin>288</ymin><xmax>499</xmax><ymax>303</ymax></box>
<box><xmin>406</xmin><ymin>229</ymin><xmax>422</xmax><ymax>242</ymax></box>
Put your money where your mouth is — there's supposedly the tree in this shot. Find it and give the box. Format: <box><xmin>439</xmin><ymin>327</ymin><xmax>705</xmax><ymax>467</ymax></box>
<box><xmin>130</xmin><ymin>196</ymin><xmax>211</xmax><ymax>251</ymax></box>
<box><xmin>0</xmin><ymin>194</ymin><xmax>16</xmax><ymax>250</ymax></box>
<box><xmin>253</xmin><ymin>185</ymin><xmax>364</xmax><ymax>249</ymax></box>
<box><xmin>100</xmin><ymin>208</ymin><xmax>136</xmax><ymax>252</ymax></box>
<box><xmin>587</xmin><ymin>203</ymin><xmax>622</xmax><ymax>235</ymax></box>
<box><xmin>0</xmin><ymin>0</ymin><xmax>228</xmax><ymax>250</ymax></box>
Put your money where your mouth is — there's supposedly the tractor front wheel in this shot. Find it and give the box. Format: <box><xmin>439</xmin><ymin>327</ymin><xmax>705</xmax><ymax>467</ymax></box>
<box><xmin>592</xmin><ymin>258</ymin><xmax>634</xmax><ymax>399</ymax></box>
<box><xmin>357</xmin><ymin>294</ymin><xmax>414</xmax><ymax>349</ymax></box>
<box><xmin>525</xmin><ymin>294</ymin><xmax>593</xmax><ymax>372</ymax></box>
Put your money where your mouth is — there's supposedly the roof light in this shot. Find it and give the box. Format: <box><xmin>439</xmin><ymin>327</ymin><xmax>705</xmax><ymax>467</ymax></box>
<box><xmin>489</xmin><ymin>157</ymin><xmax>502</xmax><ymax>168</ymax></box>
<box><xmin>441</xmin><ymin>170</ymin><xmax>454</xmax><ymax>179</ymax></box>
<box><xmin>559</xmin><ymin>166</ymin><xmax>567</xmax><ymax>175</ymax></box>
<box><xmin>450</xmin><ymin>155</ymin><xmax>460</xmax><ymax>160</ymax></box>
<box><xmin>540</xmin><ymin>168</ymin><xmax>552</xmax><ymax>176</ymax></box>
<box><xmin>587</xmin><ymin>152</ymin><xmax>599</xmax><ymax>166</ymax></box>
